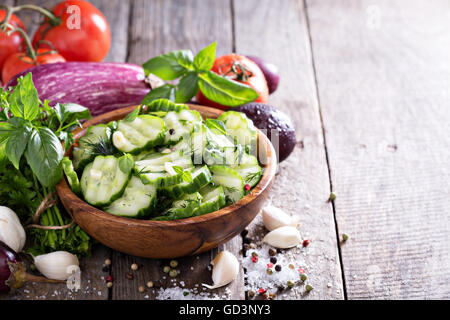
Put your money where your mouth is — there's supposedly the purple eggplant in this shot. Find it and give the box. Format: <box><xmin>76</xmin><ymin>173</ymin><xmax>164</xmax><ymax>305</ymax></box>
<box><xmin>246</xmin><ymin>56</ymin><xmax>280</xmax><ymax>94</ymax></box>
<box><xmin>5</xmin><ymin>62</ymin><xmax>151</xmax><ymax>116</ymax></box>
<box><xmin>0</xmin><ymin>241</ymin><xmax>62</xmax><ymax>294</ymax></box>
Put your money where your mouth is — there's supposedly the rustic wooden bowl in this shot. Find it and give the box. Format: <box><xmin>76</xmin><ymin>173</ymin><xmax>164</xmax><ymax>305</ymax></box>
<box><xmin>56</xmin><ymin>104</ymin><xmax>277</xmax><ymax>259</ymax></box>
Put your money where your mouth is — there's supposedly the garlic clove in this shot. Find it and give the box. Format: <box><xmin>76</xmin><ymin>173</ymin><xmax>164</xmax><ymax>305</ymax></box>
<box><xmin>0</xmin><ymin>206</ymin><xmax>26</xmax><ymax>253</ymax></box>
<box><xmin>202</xmin><ymin>251</ymin><xmax>239</xmax><ymax>289</ymax></box>
<box><xmin>261</xmin><ymin>205</ymin><xmax>299</xmax><ymax>231</ymax></box>
<box><xmin>263</xmin><ymin>226</ymin><xmax>302</xmax><ymax>248</ymax></box>
<box><xmin>34</xmin><ymin>251</ymin><xmax>79</xmax><ymax>280</ymax></box>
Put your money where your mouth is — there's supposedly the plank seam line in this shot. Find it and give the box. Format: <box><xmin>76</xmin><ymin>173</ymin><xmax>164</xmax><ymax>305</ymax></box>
<box><xmin>125</xmin><ymin>0</ymin><xmax>135</xmax><ymax>63</ymax></box>
<box><xmin>230</xmin><ymin>0</ymin><xmax>237</xmax><ymax>53</ymax></box>
<box><xmin>302</xmin><ymin>0</ymin><xmax>348</xmax><ymax>300</ymax></box>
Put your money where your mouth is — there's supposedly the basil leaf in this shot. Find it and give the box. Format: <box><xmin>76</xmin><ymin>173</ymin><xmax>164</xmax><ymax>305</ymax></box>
<box><xmin>5</xmin><ymin>118</ymin><xmax>32</xmax><ymax>169</ymax></box>
<box><xmin>25</xmin><ymin>127</ymin><xmax>64</xmax><ymax>187</ymax></box>
<box><xmin>118</xmin><ymin>154</ymin><xmax>134</xmax><ymax>173</ymax></box>
<box><xmin>193</xmin><ymin>42</ymin><xmax>216</xmax><ymax>72</ymax></box>
<box><xmin>143</xmin><ymin>50</ymin><xmax>194</xmax><ymax>80</ymax></box>
<box><xmin>181</xmin><ymin>170</ymin><xmax>193</xmax><ymax>183</ymax></box>
<box><xmin>124</xmin><ymin>106</ymin><xmax>140</xmax><ymax>122</ymax></box>
<box><xmin>205</xmin><ymin>118</ymin><xmax>227</xmax><ymax>135</ymax></box>
<box><xmin>7</xmin><ymin>73</ymin><xmax>40</xmax><ymax>121</ymax></box>
<box><xmin>58</xmin><ymin>131</ymin><xmax>74</xmax><ymax>151</ymax></box>
<box><xmin>0</xmin><ymin>122</ymin><xmax>13</xmax><ymax>145</ymax></box>
<box><xmin>141</xmin><ymin>84</ymin><xmax>176</xmax><ymax>105</ymax></box>
<box><xmin>175</xmin><ymin>72</ymin><xmax>199</xmax><ymax>103</ymax></box>
<box><xmin>172</xmin><ymin>165</ymin><xmax>184</xmax><ymax>174</ymax></box>
<box><xmin>198</xmin><ymin>71</ymin><xmax>258</xmax><ymax>107</ymax></box>
<box><xmin>60</xmin><ymin>103</ymin><xmax>91</xmax><ymax>123</ymax></box>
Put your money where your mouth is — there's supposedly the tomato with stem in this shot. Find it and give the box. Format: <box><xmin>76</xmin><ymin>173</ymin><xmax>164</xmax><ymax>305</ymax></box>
<box><xmin>196</xmin><ymin>54</ymin><xmax>269</xmax><ymax>110</ymax></box>
<box><xmin>0</xmin><ymin>10</ymin><xmax>25</xmax><ymax>72</ymax></box>
<box><xmin>32</xmin><ymin>0</ymin><xmax>111</xmax><ymax>62</ymax></box>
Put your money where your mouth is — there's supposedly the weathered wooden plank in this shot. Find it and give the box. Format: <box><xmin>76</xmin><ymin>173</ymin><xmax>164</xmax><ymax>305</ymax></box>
<box><xmin>233</xmin><ymin>0</ymin><xmax>344</xmax><ymax>299</ymax></box>
<box><xmin>306</xmin><ymin>0</ymin><xmax>450</xmax><ymax>299</ymax></box>
<box><xmin>14</xmin><ymin>0</ymin><xmax>58</xmax><ymax>37</ymax></box>
<box><xmin>110</xmin><ymin>0</ymin><xmax>244</xmax><ymax>300</ymax></box>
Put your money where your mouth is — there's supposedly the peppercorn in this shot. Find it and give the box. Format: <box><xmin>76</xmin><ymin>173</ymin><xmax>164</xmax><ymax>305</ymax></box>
<box><xmin>169</xmin><ymin>128</ymin><xmax>175</xmax><ymax>135</ymax></box>
<box><xmin>287</xmin><ymin>280</ymin><xmax>295</xmax><ymax>288</ymax></box>
<box><xmin>183</xmin><ymin>291</ymin><xmax>189</xmax><ymax>296</ymax></box>
<box><xmin>131</xmin><ymin>263</ymin><xmax>139</xmax><ymax>271</ymax></box>
<box><xmin>276</xmin><ymin>248</ymin><xmax>283</xmax><ymax>254</ymax></box>
<box><xmin>104</xmin><ymin>259</ymin><xmax>111</xmax><ymax>266</ymax></box>
<box><xmin>248</xmin><ymin>290</ymin><xmax>255</xmax><ymax>299</ymax></box>
<box><xmin>268</xmin><ymin>248</ymin><xmax>277</xmax><ymax>256</ymax></box>
<box><xmin>102</xmin><ymin>265</ymin><xmax>109</xmax><ymax>272</ymax></box>
<box><xmin>243</xmin><ymin>243</ymin><xmax>250</xmax><ymax>251</ymax></box>
<box><xmin>163</xmin><ymin>266</ymin><xmax>171</xmax><ymax>273</ymax></box>
<box><xmin>241</xmin><ymin>229</ymin><xmax>249</xmax><ymax>237</ymax></box>
<box><xmin>251</xmin><ymin>251</ymin><xmax>258</xmax><ymax>257</ymax></box>
<box><xmin>300</xmin><ymin>274</ymin><xmax>307</xmax><ymax>282</ymax></box>
<box><xmin>302</xmin><ymin>239</ymin><xmax>310</xmax><ymax>247</ymax></box>
<box><xmin>266</xmin><ymin>268</ymin><xmax>273</xmax><ymax>275</ymax></box>
<box><xmin>170</xmin><ymin>260</ymin><xmax>178</xmax><ymax>268</ymax></box>
<box><xmin>277</xmin><ymin>285</ymin><xmax>285</xmax><ymax>292</ymax></box>
<box><xmin>169</xmin><ymin>269</ymin><xmax>178</xmax><ymax>278</ymax></box>
<box><xmin>126</xmin><ymin>272</ymin><xmax>134</xmax><ymax>280</ymax></box>
<box><xmin>251</xmin><ymin>256</ymin><xmax>258</xmax><ymax>263</ymax></box>
<box><xmin>138</xmin><ymin>286</ymin><xmax>145</xmax><ymax>293</ymax></box>
<box><xmin>105</xmin><ymin>275</ymin><xmax>113</xmax><ymax>283</ymax></box>
<box><xmin>342</xmin><ymin>234</ymin><xmax>349</xmax><ymax>242</ymax></box>
<box><xmin>243</xmin><ymin>237</ymin><xmax>252</xmax><ymax>244</ymax></box>
<box><xmin>268</xmin><ymin>292</ymin><xmax>276</xmax><ymax>300</ymax></box>
<box><xmin>270</xmin><ymin>257</ymin><xmax>277</xmax><ymax>264</ymax></box>
<box><xmin>244</xmin><ymin>184</ymin><xmax>251</xmax><ymax>191</ymax></box>
<box><xmin>147</xmin><ymin>281</ymin><xmax>154</xmax><ymax>288</ymax></box>
<box><xmin>329</xmin><ymin>192</ymin><xmax>337</xmax><ymax>201</ymax></box>
<box><xmin>275</xmin><ymin>265</ymin><xmax>282</xmax><ymax>272</ymax></box>
<box><xmin>289</xmin><ymin>264</ymin><xmax>295</xmax><ymax>269</ymax></box>
<box><xmin>249</xmin><ymin>243</ymin><xmax>255</xmax><ymax>249</ymax></box>
<box><xmin>305</xmin><ymin>284</ymin><xmax>313</xmax><ymax>292</ymax></box>
<box><xmin>107</xmin><ymin>282</ymin><xmax>113</xmax><ymax>288</ymax></box>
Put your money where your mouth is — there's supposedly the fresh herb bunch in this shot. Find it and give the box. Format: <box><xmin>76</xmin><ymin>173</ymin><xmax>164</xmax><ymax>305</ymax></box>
<box><xmin>0</xmin><ymin>73</ymin><xmax>93</xmax><ymax>257</ymax></box>
<box><xmin>142</xmin><ymin>42</ymin><xmax>259</xmax><ymax>106</ymax></box>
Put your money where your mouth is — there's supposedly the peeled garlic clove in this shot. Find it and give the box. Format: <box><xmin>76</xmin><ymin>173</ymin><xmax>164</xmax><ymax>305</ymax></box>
<box><xmin>34</xmin><ymin>251</ymin><xmax>79</xmax><ymax>280</ymax></box>
<box><xmin>263</xmin><ymin>226</ymin><xmax>302</xmax><ymax>248</ymax></box>
<box><xmin>0</xmin><ymin>206</ymin><xmax>26</xmax><ymax>253</ymax></box>
<box><xmin>202</xmin><ymin>251</ymin><xmax>239</xmax><ymax>289</ymax></box>
<box><xmin>261</xmin><ymin>205</ymin><xmax>299</xmax><ymax>231</ymax></box>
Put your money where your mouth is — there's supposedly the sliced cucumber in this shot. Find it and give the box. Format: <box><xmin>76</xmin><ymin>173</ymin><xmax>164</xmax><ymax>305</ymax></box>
<box><xmin>160</xmin><ymin>166</ymin><xmax>212</xmax><ymax>198</ymax></box>
<box><xmin>135</xmin><ymin>150</ymin><xmax>193</xmax><ymax>187</ymax></box>
<box><xmin>62</xmin><ymin>157</ymin><xmax>81</xmax><ymax>195</ymax></box>
<box><xmin>112</xmin><ymin>115</ymin><xmax>165</xmax><ymax>153</ymax></box>
<box><xmin>209</xmin><ymin>165</ymin><xmax>244</xmax><ymax>204</ymax></box>
<box><xmin>73</xmin><ymin>124</ymin><xmax>112</xmax><ymax>170</ymax></box>
<box><xmin>152</xmin><ymin>192</ymin><xmax>202</xmax><ymax>221</ymax></box>
<box><xmin>194</xmin><ymin>185</ymin><xmax>226</xmax><ymax>216</ymax></box>
<box><xmin>104</xmin><ymin>176</ymin><xmax>157</xmax><ymax>218</ymax></box>
<box><xmin>163</xmin><ymin>109</ymin><xmax>202</xmax><ymax>144</ymax></box>
<box><xmin>218</xmin><ymin>111</ymin><xmax>257</xmax><ymax>153</ymax></box>
<box><xmin>145</xmin><ymin>99</ymin><xmax>189</xmax><ymax>112</ymax></box>
<box><xmin>233</xmin><ymin>153</ymin><xmax>262</xmax><ymax>188</ymax></box>
<box><xmin>80</xmin><ymin>155</ymin><xmax>132</xmax><ymax>207</ymax></box>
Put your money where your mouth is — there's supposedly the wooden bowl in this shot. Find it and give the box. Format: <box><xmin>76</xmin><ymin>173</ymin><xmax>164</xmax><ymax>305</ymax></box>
<box><xmin>56</xmin><ymin>104</ymin><xmax>277</xmax><ymax>258</ymax></box>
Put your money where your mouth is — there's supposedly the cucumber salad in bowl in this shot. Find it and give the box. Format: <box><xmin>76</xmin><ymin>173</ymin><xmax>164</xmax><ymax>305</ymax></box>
<box><xmin>63</xmin><ymin>99</ymin><xmax>263</xmax><ymax>221</ymax></box>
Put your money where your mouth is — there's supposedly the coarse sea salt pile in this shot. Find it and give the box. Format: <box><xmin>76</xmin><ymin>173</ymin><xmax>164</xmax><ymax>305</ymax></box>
<box><xmin>156</xmin><ymin>286</ymin><xmax>232</xmax><ymax>300</ymax></box>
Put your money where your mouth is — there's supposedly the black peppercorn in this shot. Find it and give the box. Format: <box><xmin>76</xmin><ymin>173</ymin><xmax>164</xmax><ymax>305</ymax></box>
<box><xmin>241</xmin><ymin>229</ymin><xmax>249</xmax><ymax>237</ymax></box>
<box><xmin>102</xmin><ymin>265</ymin><xmax>109</xmax><ymax>272</ymax></box>
<box><xmin>275</xmin><ymin>265</ymin><xmax>282</xmax><ymax>272</ymax></box>
<box><xmin>243</xmin><ymin>237</ymin><xmax>252</xmax><ymax>244</ymax></box>
<box><xmin>268</xmin><ymin>248</ymin><xmax>277</xmax><ymax>256</ymax></box>
<box><xmin>169</xmin><ymin>128</ymin><xmax>175</xmax><ymax>135</ymax></box>
<box><xmin>277</xmin><ymin>248</ymin><xmax>283</xmax><ymax>254</ymax></box>
<box><xmin>270</xmin><ymin>257</ymin><xmax>277</xmax><ymax>264</ymax></box>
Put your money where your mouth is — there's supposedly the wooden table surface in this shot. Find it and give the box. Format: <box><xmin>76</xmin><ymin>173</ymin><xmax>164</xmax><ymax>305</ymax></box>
<box><xmin>4</xmin><ymin>0</ymin><xmax>449</xmax><ymax>300</ymax></box>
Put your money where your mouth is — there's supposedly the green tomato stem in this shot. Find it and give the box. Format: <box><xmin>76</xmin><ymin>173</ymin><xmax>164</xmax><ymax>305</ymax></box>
<box><xmin>12</xmin><ymin>4</ymin><xmax>60</xmax><ymax>26</ymax></box>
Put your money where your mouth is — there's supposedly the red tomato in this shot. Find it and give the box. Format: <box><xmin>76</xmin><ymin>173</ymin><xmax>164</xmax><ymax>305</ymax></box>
<box><xmin>2</xmin><ymin>48</ymin><xmax>66</xmax><ymax>84</ymax></box>
<box><xmin>32</xmin><ymin>0</ymin><xmax>111</xmax><ymax>62</ymax></box>
<box><xmin>0</xmin><ymin>10</ymin><xmax>25</xmax><ymax>71</ymax></box>
<box><xmin>196</xmin><ymin>54</ymin><xmax>269</xmax><ymax>110</ymax></box>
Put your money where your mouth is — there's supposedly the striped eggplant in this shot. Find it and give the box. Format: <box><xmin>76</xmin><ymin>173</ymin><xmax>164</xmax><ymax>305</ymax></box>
<box><xmin>5</xmin><ymin>62</ymin><xmax>155</xmax><ymax>116</ymax></box>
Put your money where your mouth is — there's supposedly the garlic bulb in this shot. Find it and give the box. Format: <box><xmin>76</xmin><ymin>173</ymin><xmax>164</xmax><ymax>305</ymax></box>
<box><xmin>202</xmin><ymin>251</ymin><xmax>239</xmax><ymax>289</ymax></box>
<box><xmin>261</xmin><ymin>205</ymin><xmax>300</xmax><ymax>231</ymax></box>
<box><xmin>0</xmin><ymin>206</ymin><xmax>26</xmax><ymax>252</ymax></box>
<box><xmin>263</xmin><ymin>226</ymin><xmax>302</xmax><ymax>248</ymax></box>
<box><xmin>34</xmin><ymin>251</ymin><xmax>80</xmax><ymax>280</ymax></box>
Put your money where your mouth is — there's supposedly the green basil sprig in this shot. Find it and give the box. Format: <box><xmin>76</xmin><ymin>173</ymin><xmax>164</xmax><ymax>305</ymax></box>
<box><xmin>142</xmin><ymin>42</ymin><xmax>258</xmax><ymax>106</ymax></box>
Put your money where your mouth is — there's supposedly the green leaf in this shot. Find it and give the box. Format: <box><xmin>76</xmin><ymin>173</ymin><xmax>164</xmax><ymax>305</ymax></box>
<box><xmin>124</xmin><ymin>106</ymin><xmax>140</xmax><ymax>122</ymax></box>
<box><xmin>198</xmin><ymin>71</ymin><xmax>258</xmax><ymax>107</ymax></box>
<box><xmin>5</xmin><ymin>118</ymin><xmax>32</xmax><ymax>169</ymax></box>
<box><xmin>175</xmin><ymin>72</ymin><xmax>199</xmax><ymax>103</ymax></box>
<box><xmin>141</xmin><ymin>84</ymin><xmax>177</xmax><ymax>105</ymax></box>
<box><xmin>7</xmin><ymin>73</ymin><xmax>40</xmax><ymax>121</ymax></box>
<box><xmin>0</xmin><ymin>122</ymin><xmax>13</xmax><ymax>145</ymax></box>
<box><xmin>193</xmin><ymin>42</ymin><xmax>217</xmax><ymax>72</ymax></box>
<box><xmin>58</xmin><ymin>103</ymin><xmax>91</xmax><ymax>123</ymax></box>
<box><xmin>143</xmin><ymin>50</ymin><xmax>194</xmax><ymax>80</ymax></box>
<box><xmin>205</xmin><ymin>118</ymin><xmax>227</xmax><ymax>135</ymax></box>
<box><xmin>172</xmin><ymin>165</ymin><xmax>184</xmax><ymax>174</ymax></box>
<box><xmin>25</xmin><ymin>127</ymin><xmax>64</xmax><ymax>187</ymax></box>
<box><xmin>118</xmin><ymin>154</ymin><xmax>134</xmax><ymax>173</ymax></box>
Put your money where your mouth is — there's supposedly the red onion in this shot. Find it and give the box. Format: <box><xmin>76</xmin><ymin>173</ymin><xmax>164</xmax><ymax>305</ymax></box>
<box><xmin>246</xmin><ymin>56</ymin><xmax>280</xmax><ymax>94</ymax></box>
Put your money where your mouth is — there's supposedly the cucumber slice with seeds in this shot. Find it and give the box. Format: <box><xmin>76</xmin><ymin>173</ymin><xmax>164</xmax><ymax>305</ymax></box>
<box><xmin>73</xmin><ymin>124</ymin><xmax>112</xmax><ymax>170</ymax></box>
<box><xmin>152</xmin><ymin>192</ymin><xmax>202</xmax><ymax>221</ymax></box>
<box><xmin>160</xmin><ymin>166</ymin><xmax>212</xmax><ymax>198</ymax></box>
<box><xmin>145</xmin><ymin>99</ymin><xmax>189</xmax><ymax>112</ymax></box>
<box><xmin>209</xmin><ymin>165</ymin><xmax>244</xmax><ymax>204</ymax></box>
<box><xmin>194</xmin><ymin>185</ymin><xmax>226</xmax><ymax>216</ymax></box>
<box><xmin>112</xmin><ymin>115</ymin><xmax>165</xmax><ymax>153</ymax></box>
<box><xmin>163</xmin><ymin>109</ymin><xmax>202</xmax><ymax>144</ymax></box>
<box><xmin>233</xmin><ymin>153</ymin><xmax>262</xmax><ymax>188</ymax></box>
<box><xmin>218</xmin><ymin>111</ymin><xmax>257</xmax><ymax>153</ymax></box>
<box><xmin>105</xmin><ymin>176</ymin><xmax>157</xmax><ymax>218</ymax></box>
<box><xmin>62</xmin><ymin>157</ymin><xmax>81</xmax><ymax>195</ymax></box>
<box><xmin>80</xmin><ymin>155</ymin><xmax>132</xmax><ymax>207</ymax></box>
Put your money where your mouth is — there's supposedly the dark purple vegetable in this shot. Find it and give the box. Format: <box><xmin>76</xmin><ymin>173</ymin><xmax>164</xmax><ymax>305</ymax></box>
<box><xmin>246</xmin><ymin>56</ymin><xmax>279</xmax><ymax>94</ymax></box>
<box><xmin>5</xmin><ymin>62</ymin><xmax>151</xmax><ymax>116</ymax></box>
<box><xmin>234</xmin><ymin>103</ymin><xmax>296</xmax><ymax>162</ymax></box>
<box><xmin>0</xmin><ymin>241</ymin><xmax>62</xmax><ymax>294</ymax></box>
